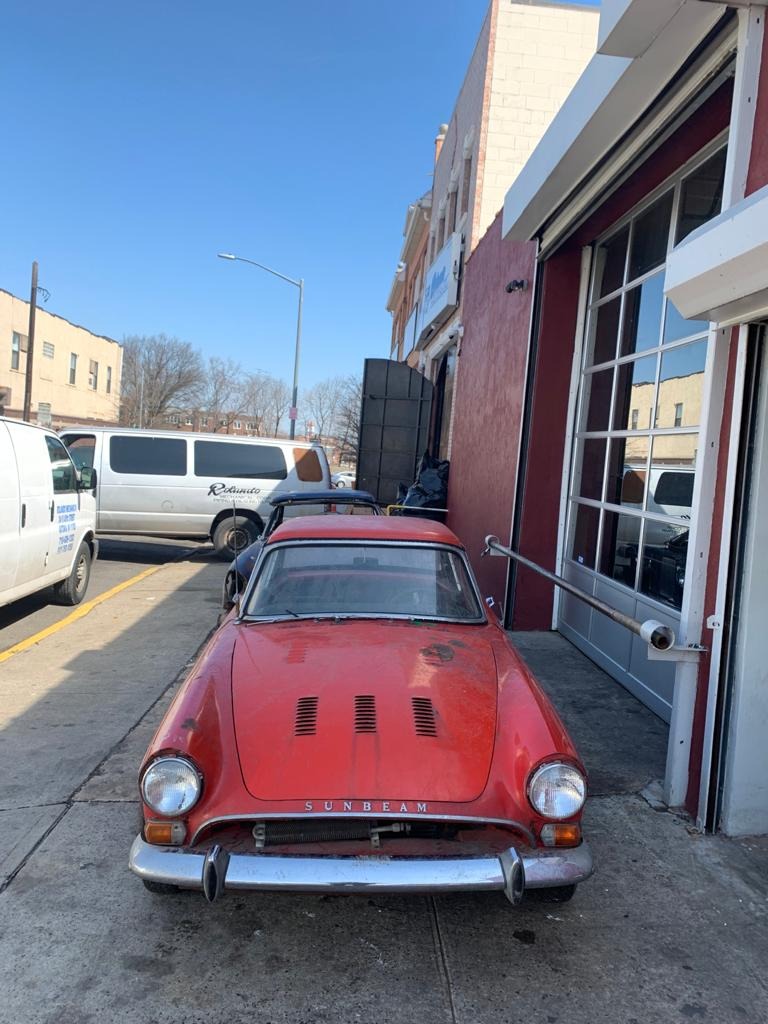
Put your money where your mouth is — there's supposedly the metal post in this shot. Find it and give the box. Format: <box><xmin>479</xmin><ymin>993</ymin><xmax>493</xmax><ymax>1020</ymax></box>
<box><xmin>22</xmin><ymin>261</ymin><xmax>38</xmax><ymax>422</ymax></box>
<box><xmin>290</xmin><ymin>279</ymin><xmax>303</xmax><ymax>441</ymax></box>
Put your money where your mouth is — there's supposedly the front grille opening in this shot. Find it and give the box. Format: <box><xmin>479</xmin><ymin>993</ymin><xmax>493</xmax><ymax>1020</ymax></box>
<box><xmin>295</xmin><ymin>696</ymin><xmax>319</xmax><ymax>735</ymax></box>
<box><xmin>354</xmin><ymin>694</ymin><xmax>377</xmax><ymax>733</ymax></box>
<box><xmin>412</xmin><ymin>696</ymin><xmax>438</xmax><ymax>736</ymax></box>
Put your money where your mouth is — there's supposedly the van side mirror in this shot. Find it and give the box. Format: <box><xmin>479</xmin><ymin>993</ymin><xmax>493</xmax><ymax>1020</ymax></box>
<box><xmin>78</xmin><ymin>466</ymin><xmax>97</xmax><ymax>491</ymax></box>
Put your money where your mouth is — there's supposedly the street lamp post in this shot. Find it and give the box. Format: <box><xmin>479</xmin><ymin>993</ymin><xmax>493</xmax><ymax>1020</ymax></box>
<box><xmin>217</xmin><ymin>252</ymin><xmax>304</xmax><ymax>440</ymax></box>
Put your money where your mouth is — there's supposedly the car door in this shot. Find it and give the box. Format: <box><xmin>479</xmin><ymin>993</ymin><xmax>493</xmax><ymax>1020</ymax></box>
<box><xmin>44</xmin><ymin>434</ymin><xmax>81</xmax><ymax>576</ymax></box>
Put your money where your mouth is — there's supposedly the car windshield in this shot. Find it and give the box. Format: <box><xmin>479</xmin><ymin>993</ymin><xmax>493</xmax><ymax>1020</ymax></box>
<box><xmin>244</xmin><ymin>543</ymin><xmax>483</xmax><ymax>621</ymax></box>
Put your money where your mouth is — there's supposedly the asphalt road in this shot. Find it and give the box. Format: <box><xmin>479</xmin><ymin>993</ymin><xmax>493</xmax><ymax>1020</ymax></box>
<box><xmin>0</xmin><ymin>540</ymin><xmax>766</xmax><ymax>1023</ymax></box>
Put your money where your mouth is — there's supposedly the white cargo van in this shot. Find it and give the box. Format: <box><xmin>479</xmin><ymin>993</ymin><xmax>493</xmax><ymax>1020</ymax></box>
<box><xmin>59</xmin><ymin>427</ymin><xmax>331</xmax><ymax>558</ymax></box>
<box><xmin>0</xmin><ymin>417</ymin><xmax>97</xmax><ymax>609</ymax></box>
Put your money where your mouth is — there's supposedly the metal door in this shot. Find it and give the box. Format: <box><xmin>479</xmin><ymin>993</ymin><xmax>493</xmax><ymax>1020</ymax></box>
<box><xmin>356</xmin><ymin>359</ymin><xmax>432</xmax><ymax>505</ymax></box>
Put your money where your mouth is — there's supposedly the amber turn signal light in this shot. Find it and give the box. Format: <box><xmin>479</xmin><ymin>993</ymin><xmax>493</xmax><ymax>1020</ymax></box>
<box><xmin>145</xmin><ymin>821</ymin><xmax>186</xmax><ymax>845</ymax></box>
<box><xmin>540</xmin><ymin>823</ymin><xmax>581</xmax><ymax>847</ymax></box>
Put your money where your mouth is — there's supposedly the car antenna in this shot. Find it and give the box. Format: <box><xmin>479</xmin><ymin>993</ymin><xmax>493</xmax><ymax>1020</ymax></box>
<box><xmin>232</xmin><ymin>500</ymin><xmax>242</xmax><ymax>618</ymax></box>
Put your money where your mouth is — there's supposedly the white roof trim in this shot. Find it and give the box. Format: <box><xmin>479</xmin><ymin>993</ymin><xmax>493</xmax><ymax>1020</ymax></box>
<box><xmin>502</xmin><ymin>1</ymin><xmax>728</xmax><ymax>243</ymax></box>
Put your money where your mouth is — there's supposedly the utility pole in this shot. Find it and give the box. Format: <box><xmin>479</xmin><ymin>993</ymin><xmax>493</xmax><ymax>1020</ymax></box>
<box><xmin>289</xmin><ymin>278</ymin><xmax>304</xmax><ymax>440</ymax></box>
<box><xmin>22</xmin><ymin>261</ymin><xmax>38</xmax><ymax>423</ymax></box>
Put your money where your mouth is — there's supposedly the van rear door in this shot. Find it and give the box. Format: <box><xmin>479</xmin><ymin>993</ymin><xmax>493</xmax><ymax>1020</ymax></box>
<box><xmin>6</xmin><ymin>421</ymin><xmax>53</xmax><ymax>590</ymax></box>
<box><xmin>0</xmin><ymin>422</ymin><xmax>21</xmax><ymax>594</ymax></box>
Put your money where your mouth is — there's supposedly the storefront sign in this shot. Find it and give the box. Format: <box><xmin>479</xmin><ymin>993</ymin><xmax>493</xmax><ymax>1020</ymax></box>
<box><xmin>417</xmin><ymin>232</ymin><xmax>461</xmax><ymax>346</ymax></box>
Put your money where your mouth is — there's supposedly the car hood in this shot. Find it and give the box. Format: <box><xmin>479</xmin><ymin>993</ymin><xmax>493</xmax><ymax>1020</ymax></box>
<box><xmin>231</xmin><ymin>619</ymin><xmax>498</xmax><ymax>803</ymax></box>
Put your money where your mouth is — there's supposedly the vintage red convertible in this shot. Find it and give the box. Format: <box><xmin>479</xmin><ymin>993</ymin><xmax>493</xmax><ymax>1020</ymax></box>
<box><xmin>130</xmin><ymin>516</ymin><xmax>593</xmax><ymax>905</ymax></box>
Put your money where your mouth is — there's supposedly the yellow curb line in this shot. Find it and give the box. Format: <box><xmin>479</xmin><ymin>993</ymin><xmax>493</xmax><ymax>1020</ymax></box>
<box><xmin>0</xmin><ymin>563</ymin><xmax>167</xmax><ymax>665</ymax></box>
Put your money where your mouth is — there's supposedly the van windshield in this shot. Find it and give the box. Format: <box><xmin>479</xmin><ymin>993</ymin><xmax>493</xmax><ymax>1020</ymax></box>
<box><xmin>244</xmin><ymin>543</ymin><xmax>483</xmax><ymax>621</ymax></box>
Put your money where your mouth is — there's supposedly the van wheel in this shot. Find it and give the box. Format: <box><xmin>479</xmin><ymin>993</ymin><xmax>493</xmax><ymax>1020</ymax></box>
<box><xmin>213</xmin><ymin>517</ymin><xmax>260</xmax><ymax>560</ymax></box>
<box><xmin>53</xmin><ymin>542</ymin><xmax>92</xmax><ymax>606</ymax></box>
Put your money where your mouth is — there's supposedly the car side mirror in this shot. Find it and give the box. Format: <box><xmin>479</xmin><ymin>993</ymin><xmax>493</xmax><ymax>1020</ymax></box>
<box><xmin>78</xmin><ymin>466</ymin><xmax>97</xmax><ymax>491</ymax></box>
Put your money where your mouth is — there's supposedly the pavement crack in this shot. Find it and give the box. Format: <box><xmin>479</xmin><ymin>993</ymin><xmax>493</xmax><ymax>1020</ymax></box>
<box><xmin>428</xmin><ymin>896</ymin><xmax>458</xmax><ymax>1024</ymax></box>
<box><xmin>0</xmin><ymin>803</ymin><xmax>71</xmax><ymax>896</ymax></box>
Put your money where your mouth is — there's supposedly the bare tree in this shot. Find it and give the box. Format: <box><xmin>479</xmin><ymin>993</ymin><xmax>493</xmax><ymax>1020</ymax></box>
<box><xmin>304</xmin><ymin>376</ymin><xmax>347</xmax><ymax>442</ymax></box>
<box><xmin>335</xmin><ymin>375</ymin><xmax>362</xmax><ymax>464</ymax></box>
<box><xmin>265</xmin><ymin>377</ymin><xmax>291</xmax><ymax>437</ymax></box>
<box><xmin>196</xmin><ymin>357</ymin><xmax>244</xmax><ymax>432</ymax></box>
<box><xmin>240</xmin><ymin>371</ymin><xmax>272</xmax><ymax>435</ymax></box>
<box><xmin>120</xmin><ymin>335</ymin><xmax>204</xmax><ymax>427</ymax></box>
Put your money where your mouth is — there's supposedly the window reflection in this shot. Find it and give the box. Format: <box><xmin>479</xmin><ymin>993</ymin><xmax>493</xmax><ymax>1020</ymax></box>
<box><xmin>628</xmin><ymin>192</ymin><xmax>673</xmax><ymax>280</ymax></box>
<box><xmin>663</xmin><ymin>298</ymin><xmax>709</xmax><ymax>344</ymax></box>
<box><xmin>657</xmin><ymin>341</ymin><xmax>706</xmax><ymax>428</ymax></box>
<box><xmin>641</xmin><ymin>524</ymin><xmax>688</xmax><ymax>609</ymax></box>
<box><xmin>599</xmin><ymin>511</ymin><xmax>640</xmax><ymax>588</ymax></box>
<box><xmin>647</xmin><ymin>436</ymin><xmax>698</xmax><ymax>512</ymax></box>
<box><xmin>676</xmin><ymin>148</ymin><xmax>727</xmax><ymax>244</ymax></box>
<box><xmin>605</xmin><ymin>436</ymin><xmax>649</xmax><ymax>509</ymax></box>
<box><xmin>613</xmin><ymin>354</ymin><xmax>657</xmax><ymax>430</ymax></box>
<box><xmin>621</xmin><ymin>272</ymin><xmax>664</xmax><ymax>355</ymax></box>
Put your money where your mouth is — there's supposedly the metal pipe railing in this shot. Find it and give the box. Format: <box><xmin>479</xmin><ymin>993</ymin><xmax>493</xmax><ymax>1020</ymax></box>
<box><xmin>482</xmin><ymin>535</ymin><xmax>675</xmax><ymax>652</ymax></box>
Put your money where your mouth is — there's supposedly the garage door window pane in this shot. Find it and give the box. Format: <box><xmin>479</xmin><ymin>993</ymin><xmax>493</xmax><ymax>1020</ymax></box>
<box><xmin>605</xmin><ymin>436</ymin><xmax>649</xmax><ymax>509</ymax></box>
<box><xmin>657</xmin><ymin>341</ymin><xmax>707</xmax><ymax>428</ymax></box>
<box><xmin>582</xmin><ymin>368</ymin><xmax>614</xmax><ymax>431</ymax></box>
<box><xmin>620</xmin><ymin>272</ymin><xmax>664</xmax><ymax>355</ymax></box>
<box><xmin>640</xmin><ymin>525</ymin><xmax>688</xmax><ymax>610</ymax></box>
<box><xmin>628</xmin><ymin>191</ymin><xmax>673</xmax><ymax>280</ymax></box>
<box><xmin>110</xmin><ymin>436</ymin><xmax>187</xmax><ymax>476</ymax></box>
<box><xmin>194</xmin><ymin>441</ymin><xmax>287</xmax><ymax>479</ymax></box>
<box><xmin>676</xmin><ymin>147</ymin><xmax>727</xmax><ymax>244</ymax></box>
<box><xmin>594</xmin><ymin>227</ymin><xmax>629</xmax><ymax>299</ymax></box>
<box><xmin>575</xmin><ymin>438</ymin><xmax>607</xmax><ymax>501</ymax></box>
<box><xmin>599</xmin><ymin>511</ymin><xmax>640</xmax><ymax>588</ymax></box>
<box><xmin>613</xmin><ymin>354</ymin><xmax>657</xmax><ymax>430</ymax></box>
<box><xmin>663</xmin><ymin>298</ymin><xmax>709</xmax><ymax>344</ymax></box>
<box><xmin>569</xmin><ymin>503</ymin><xmax>600</xmax><ymax>569</ymax></box>
<box><xmin>586</xmin><ymin>297</ymin><xmax>621</xmax><ymax>366</ymax></box>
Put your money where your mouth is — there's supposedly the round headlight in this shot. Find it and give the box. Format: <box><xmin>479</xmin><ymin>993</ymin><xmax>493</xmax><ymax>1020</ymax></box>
<box><xmin>528</xmin><ymin>762</ymin><xmax>586</xmax><ymax>820</ymax></box>
<box><xmin>141</xmin><ymin>757</ymin><xmax>201</xmax><ymax>816</ymax></box>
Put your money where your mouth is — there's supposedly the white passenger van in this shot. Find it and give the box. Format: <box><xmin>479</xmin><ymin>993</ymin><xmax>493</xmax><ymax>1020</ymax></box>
<box><xmin>59</xmin><ymin>427</ymin><xmax>331</xmax><ymax>558</ymax></box>
<box><xmin>0</xmin><ymin>417</ymin><xmax>97</xmax><ymax>609</ymax></box>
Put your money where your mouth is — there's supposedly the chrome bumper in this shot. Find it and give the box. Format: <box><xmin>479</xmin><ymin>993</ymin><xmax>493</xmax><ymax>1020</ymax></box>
<box><xmin>129</xmin><ymin>836</ymin><xmax>593</xmax><ymax>904</ymax></box>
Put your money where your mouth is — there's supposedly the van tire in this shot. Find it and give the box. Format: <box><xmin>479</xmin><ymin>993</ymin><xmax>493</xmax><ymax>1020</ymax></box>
<box><xmin>212</xmin><ymin>516</ymin><xmax>261</xmax><ymax>560</ymax></box>
<box><xmin>53</xmin><ymin>541</ymin><xmax>92</xmax><ymax>606</ymax></box>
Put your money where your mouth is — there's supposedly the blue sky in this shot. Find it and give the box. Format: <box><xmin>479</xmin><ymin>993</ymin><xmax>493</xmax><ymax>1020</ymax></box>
<box><xmin>1</xmin><ymin>1</ymin><xmax>599</xmax><ymax>390</ymax></box>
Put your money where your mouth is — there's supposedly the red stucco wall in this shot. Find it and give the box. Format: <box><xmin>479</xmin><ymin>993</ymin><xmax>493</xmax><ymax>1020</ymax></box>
<box><xmin>746</xmin><ymin>16</ymin><xmax>768</xmax><ymax>195</ymax></box>
<box><xmin>510</xmin><ymin>80</ymin><xmax>734</xmax><ymax>631</ymax></box>
<box><xmin>446</xmin><ymin>211</ymin><xmax>535</xmax><ymax>606</ymax></box>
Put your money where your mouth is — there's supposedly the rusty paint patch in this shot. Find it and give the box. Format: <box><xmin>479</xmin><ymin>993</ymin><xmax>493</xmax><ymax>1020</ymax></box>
<box><xmin>181</xmin><ymin>718</ymin><xmax>198</xmax><ymax>731</ymax></box>
<box><xmin>420</xmin><ymin>643</ymin><xmax>454</xmax><ymax>663</ymax></box>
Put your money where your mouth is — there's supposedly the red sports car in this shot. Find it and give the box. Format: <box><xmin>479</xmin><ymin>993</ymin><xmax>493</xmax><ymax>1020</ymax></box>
<box><xmin>130</xmin><ymin>516</ymin><xmax>593</xmax><ymax>905</ymax></box>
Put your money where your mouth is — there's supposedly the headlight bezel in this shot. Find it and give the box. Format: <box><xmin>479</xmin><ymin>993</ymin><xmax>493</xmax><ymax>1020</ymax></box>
<box><xmin>527</xmin><ymin>760</ymin><xmax>586</xmax><ymax>821</ymax></box>
<box><xmin>140</xmin><ymin>755</ymin><xmax>202</xmax><ymax>818</ymax></box>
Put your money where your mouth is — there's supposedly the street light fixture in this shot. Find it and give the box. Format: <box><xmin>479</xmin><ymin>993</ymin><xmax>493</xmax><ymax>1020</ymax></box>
<box><xmin>217</xmin><ymin>252</ymin><xmax>304</xmax><ymax>440</ymax></box>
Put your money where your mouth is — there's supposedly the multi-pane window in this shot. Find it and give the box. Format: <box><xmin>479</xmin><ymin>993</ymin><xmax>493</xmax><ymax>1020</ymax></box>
<box><xmin>69</xmin><ymin>353</ymin><xmax>77</xmax><ymax>385</ymax></box>
<box><xmin>11</xmin><ymin>332</ymin><xmax>24</xmax><ymax>370</ymax></box>
<box><xmin>460</xmin><ymin>156</ymin><xmax>472</xmax><ymax>217</ymax></box>
<box><xmin>106</xmin><ymin>366</ymin><xmax>112</xmax><ymax>394</ymax></box>
<box><xmin>567</xmin><ymin>145</ymin><xmax>726</xmax><ymax>611</ymax></box>
<box><xmin>88</xmin><ymin>360</ymin><xmax>98</xmax><ymax>389</ymax></box>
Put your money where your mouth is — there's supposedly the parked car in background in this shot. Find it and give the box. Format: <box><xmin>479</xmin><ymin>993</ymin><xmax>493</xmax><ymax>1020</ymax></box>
<box><xmin>131</xmin><ymin>515</ymin><xmax>592</xmax><ymax>906</ymax></box>
<box><xmin>331</xmin><ymin>470</ymin><xmax>356</xmax><ymax>488</ymax></box>
<box><xmin>1</xmin><ymin>417</ymin><xmax>97</xmax><ymax>609</ymax></box>
<box><xmin>221</xmin><ymin>488</ymin><xmax>380</xmax><ymax>607</ymax></box>
<box><xmin>59</xmin><ymin>427</ymin><xmax>330</xmax><ymax>559</ymax></box>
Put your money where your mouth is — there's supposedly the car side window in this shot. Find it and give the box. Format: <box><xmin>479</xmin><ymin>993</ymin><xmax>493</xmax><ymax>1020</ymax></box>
<box><xmin>46</xmin><ymin>436</ymin><xmax>77</xmax><ymax>493</ymax></box>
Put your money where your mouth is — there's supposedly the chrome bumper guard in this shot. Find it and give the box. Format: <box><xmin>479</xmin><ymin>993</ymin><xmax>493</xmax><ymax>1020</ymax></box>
<box><xmin>129</xmin><ymin>836</ymin><xmax>593</xmax><ymax>904</ymax></box>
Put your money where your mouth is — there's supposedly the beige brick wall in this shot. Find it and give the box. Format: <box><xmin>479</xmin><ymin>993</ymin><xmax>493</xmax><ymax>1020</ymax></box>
<box><xmin>0</xmin><ymin>289</ymin><xmax>122</xmax><ymax>425</ymax></box>
<box><xmin>479</xmin><ymin>1</ymin><xmax>599</xmax><ymax>238</ymax></box>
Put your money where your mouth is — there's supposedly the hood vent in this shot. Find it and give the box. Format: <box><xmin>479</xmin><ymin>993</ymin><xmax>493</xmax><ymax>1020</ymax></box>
<box><xmin>295</xmin><ymin>696</ymin><xmax>319</xmax><ymax>736</ymax></box>
<box><xmin>354</xmin><ymin>695</ymin><xmax>377</xmax><ymax>733</ymax></box>
<box><xmin>412</xmin><ymin>696</ymin><xmax>438</xmax><ymax>737</ymax></box>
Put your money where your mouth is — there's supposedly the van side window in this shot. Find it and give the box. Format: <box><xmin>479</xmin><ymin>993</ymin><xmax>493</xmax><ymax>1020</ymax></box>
<box><xmin>653</xmin><ymin>471</ymin><xmax>694</xmax><ymax>508</ymax></box>
<box><xmin>46</xmin><ymin>436</ymin><xmax>77</xmax><ymax>493</ymax></box>
<box><xmin>193</xmin><ymin>441</ymin><xmax>287</xmax><ymax>480</ymax></box>
<box><xmin>110</xmin><ymin>436</ymin><xmax>187</xmax><ymax>476</ymax></box>
<box><xmin>62</xmin><ymin>434</ymin><xmax>96</xmax><ymax>470</ymax></box>
<box><xmin>293</xmin><ymin>448</ymin><xmax>323</xmax><ymax>482</ymax></box>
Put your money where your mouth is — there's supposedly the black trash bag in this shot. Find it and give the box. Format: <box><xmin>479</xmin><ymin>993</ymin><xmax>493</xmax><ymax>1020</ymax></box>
<box><xmin>394</xmin><ymin>453</ymin><xmax>449</xmax><ymax>522</ymax></box>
